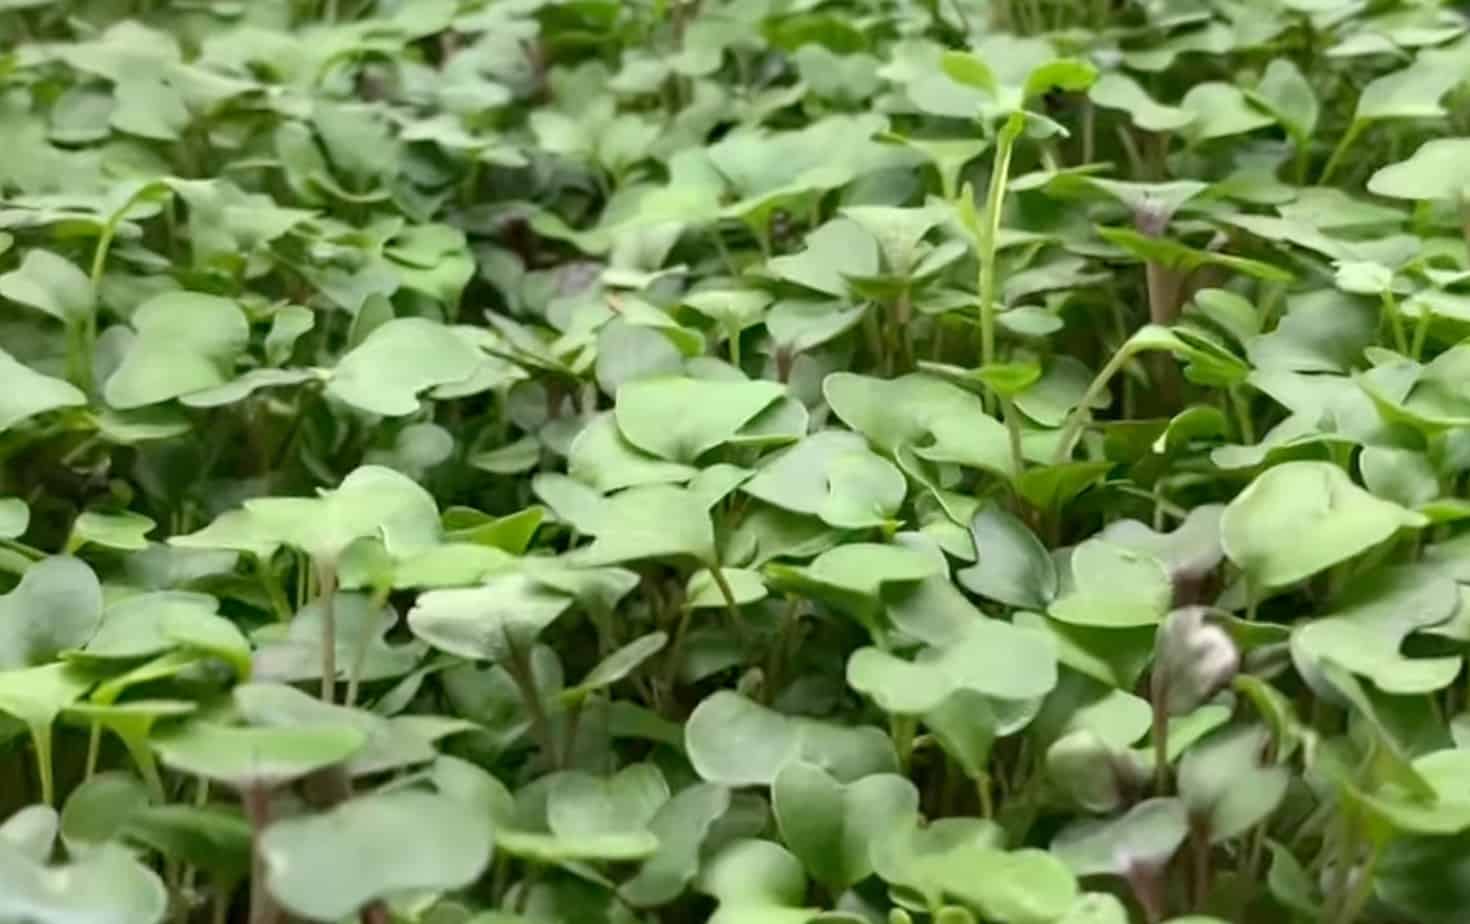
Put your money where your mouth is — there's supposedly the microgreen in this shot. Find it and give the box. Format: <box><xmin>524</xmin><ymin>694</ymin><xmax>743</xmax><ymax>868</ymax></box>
<box><xmin>4</xmin><ymin>2</ymin><xmax>1470</xmax><ymax>923</ymax></box>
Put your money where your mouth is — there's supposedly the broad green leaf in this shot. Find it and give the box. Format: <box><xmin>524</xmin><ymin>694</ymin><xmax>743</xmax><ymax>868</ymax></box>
<box><xmin>685</xmin><ymin>691</ymin><xmax>896</xmax><ymax>786</ymax></box>
<box><xmin>233</xmin><ymin>683</ymin><xmax>436</xmax><ymax>777</ymax></box>
<box><xmin>1051</xmin><ymin>798</ymin><xmax>1189</xmax><ymax>877</ymax></box>
<box><xmin>176</xmin><ymin>465</ymin><xmax>440</xmax><ymax>563</ymax></box>
<box><xmin>685</xmin><ymin>567</ymin><xmax>767</xmax><ymax>610</ymax></box>
<box><xmin>327</xmin><ymin>318</ymin><xmax>484</xmax><ymax>416</ymax></box>
<box><xmin>0</xmin><ymin>498</ymin><xmax>27</xmax><ymax>540</ymax></box>
<box><xmin>621</xmin><ymin>783</ymin><xmax>730</xmax><ymax>907</ymax></box>
<box><xmin>1089</xmin><ymin>74</ymin><xmax>1193</xmax><ymax>132</ymax></box>
<box><xmin>68</xmin><ymin>510</ymin><xmax>155</xmax><ymax>553</ymax></box>
<box><xmin>769</xmin><ymin>218</ymin><xmax>880</xmax><ymax>296</ymax></box>
<box><xmin>261</xmin><ymin>791</ymin><xmax>493</xmax><ymax>920</ymax></box>
<box><xmin>0</xmin><ymin>249</ymin><xmax>93</xmax><ymax>324</ymax></box>
<box><xmin>104</xmin><ymin>292</ymin><xmax>250</xmax><ymax>409</ymax></box>
<box><xmin>1292</xmin><ymin>565</ymin><xmax>1462</xmax><ymax>695</ymax></box>
<box><xmin>0</xmin><ymin>842</ymin><xmax>167</xmax><ymax>924</ymax></box>
<box><xmin>60</xmin><ymin>773</ymin><xmax>149</xmax><ymax>857</ymax></box>
<box><xmin>150</xmin><ymin>721</ymin><xmax>366</xmax><ymax>788</ymax></box>
<box><xmin>0</xmin><ymin>348</ymin><xmax>86</xmax><ymax>431</ymax></box>
<box><xmin>568</xmin><ymin>413</ymin><xmax>696</xmax><ymax>493</ymax></box>
<box><xmin>0</xmin><ymin>557</ymin><xmax>102</xmax><ymax>670</ymax></box>
<box><xmin>408</xmin><ymin>573</ymin><xmax>573</xmax><ymax>663</ymax></box>
<box><xmin>846</xmin><ymin>620</ymin><xmax>1057</xmax><ymax>714</ymax></box>
<box><xmin>615</xmin><ymin>377</ymin><xmax>785</xmax><ymax>463</ymax></box>
<box><xmin>573</xmin><ymin>484</ymin><xmax>719</xmax><ymax>567</ymax></box>
<box><xmin>1368</xmin><ymin>139</ymin><xmax>1470</xmax><ymax>202</ymax></box>
<box><xmin>1222</xmin><ymin>461</ymin><xmax>1427</xmax><ymax>591</ymax></box>
<box><xmin>547</xmin><ymin>763</ymin><xmax>668</xmax><ymax>841</ymax></box>
<box><xmin>932</xmin><ymin>846</ymin><xmax>1079</xmax><ymax>924</ymax></box>
<box><xmin>122</xmin><ymin>805</ymin><xmax>251</xmax><ymax>884</ymax></box>
<box><xmin>772</xmin><ymin>762</ymin><xmax>919</xmax><ymax>893</ymax></box>
<box><xmin>1178</xmin><ymin>726</ymin><xmax>1288</xmax><ymax>841</ymax></box>
<box><xmin>956</xmin><ymin>504</ymin><xmax>1057</xmax><ymax>609</ymax></box>
<box><xmin>1049</xmin><ymin>540</ymin><xmax>1173</xmax><ymax>628</ymax></box>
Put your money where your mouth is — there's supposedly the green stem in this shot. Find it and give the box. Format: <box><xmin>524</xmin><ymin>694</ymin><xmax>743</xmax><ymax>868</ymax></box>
<box><xmin>33</xmin><ymin>725</ymin><xmax>53</xmax><ymax>806</ymax></box>
<box><xmin>1229</xmin><ymin>387</ymin><xmax>1255</xmax><ymax>444</ymax></box>
<box><xmin>1380</xmin><ymin>290</ymin><xmax>1408</xmax><ymax>354</ymax></box>
<box><xmin>506</xmin><ymin>643</ymin><xmax>559</xmax><ymax>768</ymax></box>
<box><xmin>1151</xmin><ymin>701</ymin><xmax>1170</xmax><ymax>795</ymax></box>
<box><xmin>317</xmin><ymin>560</ymin><xmax>338</xmax><ymax>703</ymax></box>
<box><xmin>1052</xmin><ymin>344</ymin><xmax>1133</xmax><ymax>462</ymax></box>
<box><xmin>85</xmin><ymin>722</ymin><xmax>102</xmax><ymax>779</ymax></box>
<box><xmin>708</xmin><ymin>565</ymin><xmax>743</xmax><ymax>628</ymax></box>
<box><xmin>1333</xmin><ymin>844</ymin><xmax>1380</xmax><ymax>924</ymax></box>
<box><xmin>1410</xmin><ymin>306</ymin><xmax>1432</xmax><ymax>360</ymax></box>
<box><xmin>976</xmin><ymin>774</ymin><xmax>995</xmax><ymax>818</ymax></box>
<box><xmin>978</xmin><ymin>114</ymin><xmax>1024</xmax><ymax>375</ymax></box>
<box><xmin>1319</xmin><ymin>120</ymin><xmax>1364</xmax><ymax>186</ymax></box>
<box><xmin>1000</xmin><ymin>396</ymin><xmax>1026</xmax><ymax>480</ymax></box>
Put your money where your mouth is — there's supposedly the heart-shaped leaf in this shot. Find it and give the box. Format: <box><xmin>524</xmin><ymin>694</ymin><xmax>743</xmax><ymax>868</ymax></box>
<box><xmin>772</xmin><ymin>762</ymin><xmax>919</xmax><ymax>893</ymax></box>
<box><xmin>261</xmin><ymin>790</ymin><xmax>493</xmax><ymax>920</ymax></box>
<box><xmin>1222</xmin><ymin>461</ymin><xmax>1427</xmax><ymax>592</ymax></box>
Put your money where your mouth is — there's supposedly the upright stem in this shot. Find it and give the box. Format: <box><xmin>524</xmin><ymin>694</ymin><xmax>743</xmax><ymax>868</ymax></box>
<box><xmin>1319</xmin><ymin>120</ymin><xmax>1364</xmax><ymax>186</ymax></box>
<box><xmin>33</xmin><ymin>726</ymin><xmax>54</xmax><ymax>807</ymax></box>
<box><xmin>242</xmin><ymin>785</ymin><xmax>281</xmax><ymax>924</ymax></box>
<box><xmin>317</xmin><ymin>560</ymin><xmax>338</xmax><ymax>703</ymax></box>
<box><xmin>978</xmin><ymin>114</ymin><xmax>1025</xmax><ymax>375</ymax></box>
<box><xmin>1151</xmin><ymin>700</ymin><xmax>1170</xmax><ymax>795</ymax></box>
<box><xmin>506</xmin><ymin>641</ymin><xmax>559</xmax><ymax>768</ymax></box>
<box><xmin>1053</xmin><ymin>345</ymin><xmax>1133</xmax><ymax>462</ymax></box>
<box><xmin>709</xmin><ymin>565</ymin><xmax>743</xmax><ymax>627</ymax></box>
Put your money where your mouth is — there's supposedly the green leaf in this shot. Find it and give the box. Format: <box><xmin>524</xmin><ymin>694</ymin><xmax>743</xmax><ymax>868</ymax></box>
<box><xmin>685</xmin><ymin>691</ymin><xmax>896</xmax><ymax>786</ymax></box>
<box><xmin>933</xmin><ymin>846</ymin><xmax>1079</xmax><ymax>924</ymax></box>
<box><xmin>103</xmin><ymin>292</ymin><xmax>250</xmax><ymax>409</ymax></box>
<box><xmin>0</xmin><ymin>841</ymin><xmax>167</xmax><ymax>924</ymax></box>
<box><xmin>327</xmin><ymin>318</ymin><xmax>484</xmax><ymax>416</ymax></box>
<box><xmin>1049</xmin><ymin>540</ymin><xmax>1173</xmax><ymax>628</ymax></box>
<box><xmin>615</xmin><ymin>377</ymin><xmax>785</xmax><ymax>464</ymax></box>
<box><xmin>956</xmin><ymin>504</ymin><xmax>1057</xmax><ymax>609</ymax></box>
<box><xmin>1292</xmin><ymin>565</ymin><xmax>1462</xmax><ymax>695</ymax></box>
<box><xmin>0</xmin><ymin>348</ymin><xmax>86</xmax><ymax>431</ymax></box>
<box><xmin>846</xmin><ymin>619</ymin><xmax>1057</xmax><ymax>714</ymax></box>
<box><xmin>175</xmin><ymin>465</ymin><xmax>440</xmax><ymax>563</ymax></box>
<box><xmin>572</xmin><ymin>483</ymin><xmax>721</xmax><ymax>567</ymax></box>
<box><xmin>408</xmin><ymin>573</ymin><xmax>573</xmax><ymax>663</ymax></box>
<box><xmin>1089</xmin><ymin>74</ymin><xmax>1194</xmax><ymax>132</ymax></box>
<box><xmin>1178</xmin><ymin>726</ymin><xmax>1289</xmax><ymax>841</ymax></box>
<box><xmin>0</xmin><ymin>557</ymin><xmax>102</xmax><ymax>670</ymax></box>
<box><xmin>1249</xmin><ymin>59</ymin><xmax>1318</xmax><ymax>145</ymax></box>
<box><xmin>1368</xmin><ymin>139</ymin><xmax>1470</xmax><ymax>202</ymax></box>
<box><xmin>772</xmin><ymin>762</ymin><xmax>919</xmax><ymax>893</ymax></box>
<box><xmin>69</xmin><ymin>510</ymin><xmax>155</xmax><ymax>553</ymax></box>
<box><xmin>59</xmin><ymin>774</ymin><xmax>146</xmax><ymax>859</ymax></box>
<box><xmin>1222</xmin><ymin>461</ymin><xmax>1428</xmax><ymax>591</ymax></box>
<box><xmin>621</xmin><ymin>783</ymin><xmax>730</xmax><ymax>907</ymax></box>
<box><xmin>0</xmin><ymin>498</ymin><xmax>27</xmax><ymax>540</ymax></box>
<box><xmin>1052</xmin><ymin>798</ymin><xmax>1189</xmax><ymax>877</ymax></box>
<box><xmin>0</xmin><ymin>249</ymin><xmax>94</xmax><ymax>325</ymax></box>
<box><xmin>261</xmin><ymin>790</ymin><xmax>493</xmax><ymax>920</ymax></box>
<box><xmin>150</xmin><ymin>721</ymin><xmax>366</xmax><ymax>788</ymax></box>
<box><xmin>769</xmin><ymin>218</ymin><xmax>880</xmax><ymax>296</ymax></box>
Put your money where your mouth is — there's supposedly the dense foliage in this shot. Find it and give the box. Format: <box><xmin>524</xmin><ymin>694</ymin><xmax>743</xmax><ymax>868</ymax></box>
<box><xmin>7</xmin><ymin>1</ymin><xmax>1470</xmax><ymax>922</ymax></box>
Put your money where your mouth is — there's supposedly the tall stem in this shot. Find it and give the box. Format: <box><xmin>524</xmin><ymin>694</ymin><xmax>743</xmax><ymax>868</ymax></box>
<box><xmin>1052</xmin><ymin>345</ymin><xmax>1133</xmax><ymax>462</ymax></box>
<box><xmin>978</xmin><ymin>114</ymin><xmax>1024</xmax><ymax>375</ymax></box>
<box><xmin>708</xmin><ymin>565</ymin><xmax>743</xmax><ymax>627</ymax></box>
<box><xmin>1319</xmin><ymin>120</ymin><xmax>1364</xmax><ymax>186</ymax></box>
<box><xmin>316</xmin><ymin>560</ymin><xmax>338</xmax><ymax>703</ymax></box>
<box><xmin>242</xmin><ymin>784</ymin><xmax>281</xmax><ymax>924</ymax></box>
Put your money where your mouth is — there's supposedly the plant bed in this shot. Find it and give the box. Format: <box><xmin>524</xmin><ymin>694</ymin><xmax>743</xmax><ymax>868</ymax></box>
<box><xmin>2</xmin><ymin>1</ymin><xmax>1470</xmax><ymax>923</ymax></box>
